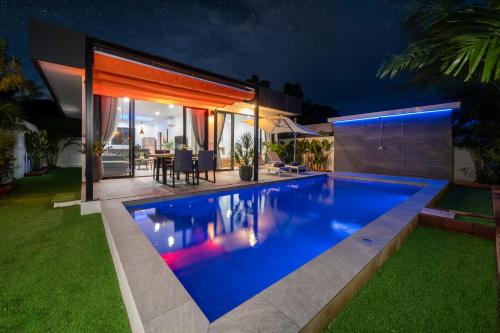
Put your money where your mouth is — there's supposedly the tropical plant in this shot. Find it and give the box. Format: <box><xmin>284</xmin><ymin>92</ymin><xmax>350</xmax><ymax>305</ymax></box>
<box><xmin>378</xmin><ymin>1</ymin><xmax>500</xmax><ymax>84</ymax></box>
<box><xmin>0</xmin><ymin>130</ymin><xmax>16</xmax><ymax>183</ymax></box>
<box><xmin>162</xmin><ymin>141</ymin><xmax>175</xmax><ymax>150</ymax></box>
<box><xmin>39</xmin><ymin>117</ymin><xmax>79</xmax><ymax>168</ymax></box>
<box><xmin>25</xmin><ymin>130</ymin><xmax>48</xmax><ymax>171</ymax></box>
<box><xmin>0</xmin><ymin>36</ymin><xmax>37</xmax><ymax>183</ymax></box>
<box><xmin>233</xmin><ymin>132</ymin><xmax>254</xmax><ymax>167</ymax></box>
<box><xmin>0</xmin><ymin>37</ymin><xmax>39</xmax><ymax>99</ymax></box>
<box><xmin>309</xmin><ymin>139</ymin><xmax>332</xmax><ymax>171</ymax></box>
<box><xmin>265</xmin><ymin>139</ymin><xmax>332</xmax><ymax>170</ymax></box>
<box><xmin>265</xmin><ymin>142</ymin><xmax>289</xmax><ymax>161</ymax></box>
<box><xmin>81</xmin><ymin>139</ymin><xmax>106</xmax><ymax>157</ymax></box>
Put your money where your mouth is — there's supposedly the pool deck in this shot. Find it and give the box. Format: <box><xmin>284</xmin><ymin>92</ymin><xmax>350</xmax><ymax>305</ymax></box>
<box><xmin>89</xmin><ymin>170</ymin><xmax>308</xmax><ymax>202</ymax></box>
<box><xmin>99</xmin><ymin>172</ymin><xmax>448</xmax><ymax>333</ymax></box>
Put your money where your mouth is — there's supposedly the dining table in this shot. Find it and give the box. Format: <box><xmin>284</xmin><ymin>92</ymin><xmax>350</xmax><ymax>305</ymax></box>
<box><xmin>150</xmin><ymin>153</ymin><xmax>198</xmax><ymax>183</ymax></box>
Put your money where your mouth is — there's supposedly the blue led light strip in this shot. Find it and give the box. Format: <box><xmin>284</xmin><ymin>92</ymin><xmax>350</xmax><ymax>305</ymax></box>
<box><xmin>333</xmin><ymin>108</ymin><xmax>453</xmax><ymax>124</ymax></box>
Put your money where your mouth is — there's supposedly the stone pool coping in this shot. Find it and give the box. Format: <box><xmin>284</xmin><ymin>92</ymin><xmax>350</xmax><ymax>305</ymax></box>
<box><xmin>100</xmin><ymin>172</ymin><xmax>448</xmax><ymax>333</ymax></box>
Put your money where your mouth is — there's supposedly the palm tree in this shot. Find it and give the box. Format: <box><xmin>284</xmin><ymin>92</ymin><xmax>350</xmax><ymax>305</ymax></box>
<box><xmin>0</xmin><ymin>37</ymin><xmax>39</xmax><ymax>183</ymax></box>
<box><xmin>0</xmin><ymin>37</ymin><xmax>39</xmax><ymax>99</ymax></box>
<box><xmin>378</xmin><ymin>1</ymin><xmax>500</xmax><ymax>84</ymax></box>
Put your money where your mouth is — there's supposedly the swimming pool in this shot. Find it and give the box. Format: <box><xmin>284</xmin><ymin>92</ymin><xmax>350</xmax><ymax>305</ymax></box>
<box><xmin>126</xmin><ymin>175</ymin><xmax>420</xmax><ymax>321</ymax></box>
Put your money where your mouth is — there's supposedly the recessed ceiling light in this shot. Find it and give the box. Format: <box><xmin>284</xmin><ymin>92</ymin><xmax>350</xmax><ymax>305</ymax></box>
<box><xmin>155</xmin><ymin>111</ymin><xmax>160</xmax><ymax>116</ymax></box>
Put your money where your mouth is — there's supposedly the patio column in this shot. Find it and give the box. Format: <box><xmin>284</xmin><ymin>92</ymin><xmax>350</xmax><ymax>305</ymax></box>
<box><xmin>253</xmin><ymin>87</ymin><xmax>259</xmax><ymax>181</ymax></box>
<box><xmin>84</xmin><ymin>38</ymin><xmax>94</xmax><ymax>201</ymax></box>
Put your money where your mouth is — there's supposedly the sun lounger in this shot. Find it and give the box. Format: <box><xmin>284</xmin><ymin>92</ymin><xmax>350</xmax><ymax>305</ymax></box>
<box><xmin>258</xmin><ymin>155</ymin><xmax>291</xmax><ymax>176</ymax></box>
<box><xmin>267</xmin><ymin>151</ymin><xmax>308</xmax><ymax>173</ymax></box>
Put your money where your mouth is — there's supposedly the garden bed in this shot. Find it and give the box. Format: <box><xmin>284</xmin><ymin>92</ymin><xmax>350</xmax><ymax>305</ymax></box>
<box><xmin>419</xmin><ymin>184</ymin><xmax>496</xmax><ymax>239</ymax></box>
<box><xmin>24</xmin><ymin>166</ymin><xmax>49</xmax><ymax>177</ymax></box>
<box><xmin>0</xmin><ymin>182</ymin><xmax>17</xmax><ymax>197</ymax></box>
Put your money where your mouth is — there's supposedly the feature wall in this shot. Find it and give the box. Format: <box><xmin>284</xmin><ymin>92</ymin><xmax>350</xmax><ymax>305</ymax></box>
<box><xmin>333</xmin><ymin>110</ymin><xmax>453</xmax><ymax>179</ymax></box>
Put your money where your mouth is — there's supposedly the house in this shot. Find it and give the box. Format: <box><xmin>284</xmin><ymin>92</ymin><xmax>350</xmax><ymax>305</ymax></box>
<box><xmin>29</xmin><ymin>19</ymin><xmax>302</xmax><ymax>201</ymax></box>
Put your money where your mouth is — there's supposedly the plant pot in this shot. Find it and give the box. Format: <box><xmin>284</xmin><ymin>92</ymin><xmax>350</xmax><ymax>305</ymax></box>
<box><xmin>93</xmin><ymin>156</ymin><xmax>104</xmax><ymax>182</ymax></box>
<box><xmin>239</xmin><ymin>166</ymin><xmax>253</xmax><ymax>181</ymax></box>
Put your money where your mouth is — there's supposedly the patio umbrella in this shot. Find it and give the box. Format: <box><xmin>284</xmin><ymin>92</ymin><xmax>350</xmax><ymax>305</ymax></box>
<box><xmin>243</xmin><ymin>116</ymin><xmax>319</xmax><ymax>162</ymax></box>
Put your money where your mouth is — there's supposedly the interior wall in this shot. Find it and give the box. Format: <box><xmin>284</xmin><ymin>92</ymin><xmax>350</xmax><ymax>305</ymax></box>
<box><xmin>333</xmin><ymin>111</ymin><xmax>453</xmax><ymax>179</ymax></box>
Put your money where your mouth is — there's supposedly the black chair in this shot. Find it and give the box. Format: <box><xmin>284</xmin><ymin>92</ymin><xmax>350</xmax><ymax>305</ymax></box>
<box><xmin>163</xmin><ymin>150</ymin><xmax>196</xmax><ymax>187</ymax></box>
<box><xmin>196</xmin><ymin>150</ymin><xmax>216</xmax><ymax>184</ymax></box>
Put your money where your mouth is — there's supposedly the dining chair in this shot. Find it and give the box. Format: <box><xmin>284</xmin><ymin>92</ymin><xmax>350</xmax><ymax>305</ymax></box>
<box><xmin>164</xmin><ymin>149</ymin><xmax>196</xmax><ymax>187</ymax></box>
<box><xmin>196</xmin><ymin>150</ymin><xmax>216</xmax><ymax>184</ymax></box>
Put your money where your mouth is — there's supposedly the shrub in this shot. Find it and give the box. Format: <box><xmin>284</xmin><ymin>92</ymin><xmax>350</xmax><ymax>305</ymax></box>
<box><xmin>0</xmin><ymin>130</ymin><xmax>16</xmax><ymax>184</ymax></box>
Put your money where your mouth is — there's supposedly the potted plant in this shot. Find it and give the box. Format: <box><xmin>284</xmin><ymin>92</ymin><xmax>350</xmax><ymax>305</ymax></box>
<box><xmin>162</xmin><ymin>141</ymin><xmax>174</xmax><ymax>151</ymax></box>
<box><xmin>233</xmin><ymin>132</ymin><xmax>254</xmax><ymax>181</ymax></box>
<box><xmin>81</xmin><ymin>139</ymin><xmax>106</xmax><ymax>182</ymax></box>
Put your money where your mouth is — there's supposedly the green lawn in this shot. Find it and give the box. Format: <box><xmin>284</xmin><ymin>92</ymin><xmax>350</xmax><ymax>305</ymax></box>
<box><xmin>325</xmin><ymin>227</ymin><xmax>496</xmax><ymax>332</ymax></box>
<box><xmin>0</xmin><ymin>168</ymin><xmax>130</xmax><ymax>332</ymax></box>
<box><xmin>435</xmin><ymin>185</ymin><xmax>494</xmax><ymax>225</ymax></box>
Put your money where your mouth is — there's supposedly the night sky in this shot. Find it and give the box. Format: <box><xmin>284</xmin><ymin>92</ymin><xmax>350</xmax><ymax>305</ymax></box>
<box><xmin>1</xmin><ymin>0</ymin><xmax>442</xmax><ymax>115</ymax></box>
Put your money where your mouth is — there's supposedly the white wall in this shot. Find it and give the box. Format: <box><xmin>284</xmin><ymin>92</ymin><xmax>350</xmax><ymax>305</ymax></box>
<box><xmin>57</xmin><ymin>139</ymin><xmax>82</xmax><ymax>168</ymax></box>
<box><xmin>11</xmin><ymin>121</ymin><xmax>38</xmax><ymax>180</ymax></box>
<box><xmin>12</xmin><ymin>131</ymin><xmax>29</xmax><ymax>179</ymax></box>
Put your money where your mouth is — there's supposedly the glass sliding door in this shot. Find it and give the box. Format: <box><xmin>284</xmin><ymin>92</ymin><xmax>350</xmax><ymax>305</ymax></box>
<box><xmin>101</xmin><ymin>97</ymin><xmax>132</xmax><ymax>178</ymax></box>
<box><xmin>134</xmin><ymin>101</ymin><xmax>184</xmax><ymax>177</ymax></box>
<box><xmin>215</xmin><ymin>111</ymin><xmax>233</xmax><ymax>170</ymax></box>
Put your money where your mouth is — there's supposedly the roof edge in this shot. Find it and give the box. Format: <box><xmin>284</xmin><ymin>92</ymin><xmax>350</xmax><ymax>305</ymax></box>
<box><xmin>328</xmin><ymin>102</ymin><xmax>461</xmax><ymax>123</ymax></box>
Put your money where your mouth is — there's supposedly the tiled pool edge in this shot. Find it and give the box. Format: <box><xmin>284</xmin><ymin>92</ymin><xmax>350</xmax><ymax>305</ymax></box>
<box><xmin>100</xmin><ymin>173</ymin><xmax>447</xmax><ymax>333</ymax></box>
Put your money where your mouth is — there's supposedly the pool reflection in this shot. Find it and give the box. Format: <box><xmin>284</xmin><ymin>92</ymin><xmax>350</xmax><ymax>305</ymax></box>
<box><xmin>126</xmin><ymin>176</ymin><xmax>420</xmax><ymax>321</ymax></box>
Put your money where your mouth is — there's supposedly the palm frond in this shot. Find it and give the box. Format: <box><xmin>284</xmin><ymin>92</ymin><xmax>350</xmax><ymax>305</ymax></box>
<box><xmin>378</xmin><ymin>2</ymin><xmax>500</xmax><ymax>84</ymax></box>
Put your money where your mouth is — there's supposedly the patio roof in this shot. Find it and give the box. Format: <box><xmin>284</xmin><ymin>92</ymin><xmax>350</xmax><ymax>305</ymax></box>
<box><xmin>92</xmin><ymin>51</ymin><xmax>255</xmax><ymax>110</ymax></box>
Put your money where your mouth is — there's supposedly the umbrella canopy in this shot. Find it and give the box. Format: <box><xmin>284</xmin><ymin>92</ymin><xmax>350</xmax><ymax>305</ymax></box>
<box><xmin>243</xmin><ymin>116</ymin><xmax>319</xmax><ymax>162</ymax></box>
<box><xmin>243</xmin><ymin>116</ymin><xmax>319</xmax><ymax>136</ymax></box>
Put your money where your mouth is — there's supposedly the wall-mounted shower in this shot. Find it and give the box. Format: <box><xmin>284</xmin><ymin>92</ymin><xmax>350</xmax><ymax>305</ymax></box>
<box><xmin>378</xmin><ymin>117</ymin><xmax>384</xmax><ymax>153</ymax></box>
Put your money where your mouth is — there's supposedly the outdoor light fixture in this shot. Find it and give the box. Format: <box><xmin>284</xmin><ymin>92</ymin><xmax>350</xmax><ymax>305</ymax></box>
<box><xmin>155</xmin><ymin>111</ymin><xmax>160</xmax><ymax>116</ymax></box>
<box><xmin>139</xmin><ymin>121</ymin><xmax>144</xmax><ymax>135</ymax></box>
<box><xmin>123</xmin><ymin>97</ymin><xmax>130</xmax><ymax>102</ymax></box>
<box><xmin>168</xmin><ymin>104</ymin><xmax>174</xmax><ymax>109</ymax></box>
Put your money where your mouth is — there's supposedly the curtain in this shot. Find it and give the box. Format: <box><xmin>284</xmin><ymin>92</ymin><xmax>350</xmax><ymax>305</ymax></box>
<box><xmin>216</xmin><ymin>113</ymin><xmax>226</xmax><ymax>145</ymax></box>
<box><xmin>216</xmin><ymin>112</ymin><xmax>226</xmax><ymax>168</ymax></box>
<box><xmin>100</xmin><ymin>96</ymin><xmax>119</xmax><ymax>144</ymax></box>
<box><xmin>190</xmin><ymin>108</ymin><xmax>207</xmax><ymax>148</ymax></box>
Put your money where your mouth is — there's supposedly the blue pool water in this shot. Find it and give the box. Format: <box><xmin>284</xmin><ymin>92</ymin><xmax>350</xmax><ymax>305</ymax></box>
<box><xmin>126</xmin><ymin>175</ymin><xmax>419</xmax><ymax>321</ymax></box>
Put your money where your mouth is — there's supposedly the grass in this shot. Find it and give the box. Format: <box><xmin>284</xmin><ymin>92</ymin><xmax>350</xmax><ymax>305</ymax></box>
<box><xmin>0</xmin><ymin>168</ymin><xmax>130</xmax><ymax>332</ymax></box>
<box><xmin>51</xmin><ymin>191</ymin><xmax>80</xmax><ymax>203</ymax></box>
<box><xmin>435</xmin><ymin>185</ymin><xmax>494</xmax><ymax>226</ymax></box>
<box><xmin>325</xmin><ymin>227</ymin><xmax>496</xmax><ymax>332</ymax></box>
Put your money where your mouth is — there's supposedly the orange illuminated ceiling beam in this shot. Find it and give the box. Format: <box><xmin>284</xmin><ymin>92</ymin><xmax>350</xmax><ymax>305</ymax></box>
<box><xmin>94</xmin><ymin>70</ymin><xmax>239</xmax><ymax>106</ymax></box>
<box><xmin>94</xmin><ymin>79</ymin><xmax>227</xmax><ymax>108</ymax></box>
<box><xmin>93</xmin><ymin>52</ymin><xmax>254</xmax><ymax>101</ymax></box>
<box><xmin>93</xmin><ymin>82</ymin><xmax>226</xmax><ymax>109</ymax></box>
